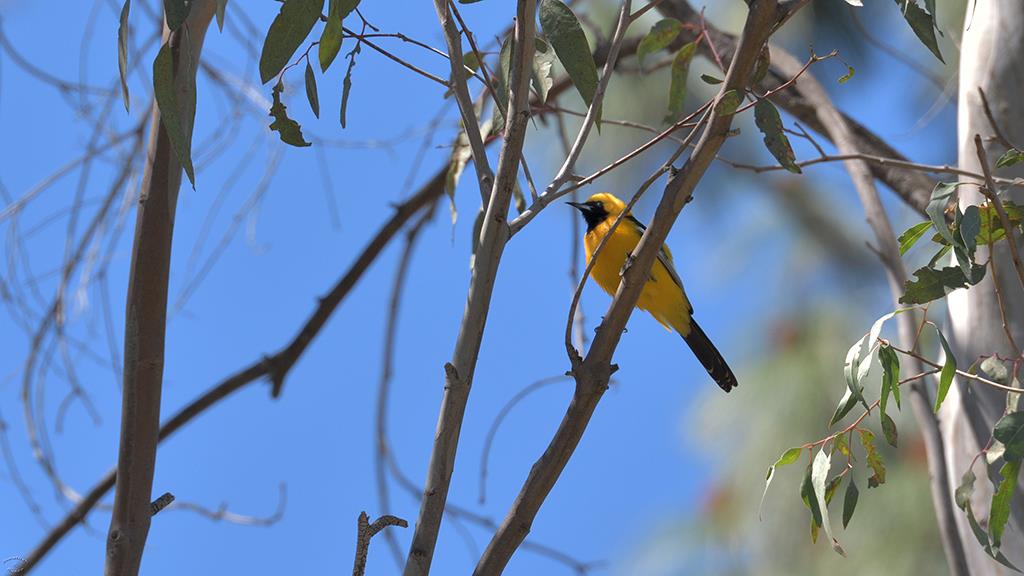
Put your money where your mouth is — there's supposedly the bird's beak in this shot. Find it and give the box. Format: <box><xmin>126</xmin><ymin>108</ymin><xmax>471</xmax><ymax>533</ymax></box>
<box><xmin>566</xmin><ymin>201</ymin><xmax>585</xmax><ymax>211</ymax></box>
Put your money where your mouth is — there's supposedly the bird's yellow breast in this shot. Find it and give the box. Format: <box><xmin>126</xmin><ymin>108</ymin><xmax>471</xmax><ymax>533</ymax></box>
<box><xmin>584</xmin><ymin>218</ymin><xmax>692</xmax><ymax>335</ymax></box>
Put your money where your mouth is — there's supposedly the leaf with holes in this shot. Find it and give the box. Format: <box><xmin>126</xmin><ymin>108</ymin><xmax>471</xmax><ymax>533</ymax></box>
<box><xmin>859</xmin><ymin>429</ymin><xmax>886</xmax><ymax>487</ymax></box>
<box><xmin>269</xmin><ymin>80</ymin><xmax>311</xmax><ymax>147</ymax></box>
<box><xmin>754</xmin><ymin>99</ymin><xmax>800</xmax><ymax>174</ymax></box>
<box><xmin>900</xmin><ymin>264</ymin><xmax>986</xmax><ymax>305</ymax></box>
<box><xmin>881</xmin><ymin>412</ymin><xmax>898</xmax><ymax>447</ymax></box>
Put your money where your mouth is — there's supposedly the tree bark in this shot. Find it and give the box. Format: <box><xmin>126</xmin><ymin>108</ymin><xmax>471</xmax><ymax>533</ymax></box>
<box><xmin>946</xmin><ymin>0</ymin><xmax>1024</xmax><ymax>572</ymax></box>
<box><xmin>104</xmin><ymin>3</ymin><xmax>216</xmax><ymax>575</ymax></box>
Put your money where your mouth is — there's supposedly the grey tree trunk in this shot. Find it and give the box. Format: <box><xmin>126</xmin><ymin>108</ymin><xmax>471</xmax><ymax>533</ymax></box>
<box><xmin>945</xmin><ymin>0</ymin><xmax>1024</xmax><ymax>572</ymax></box>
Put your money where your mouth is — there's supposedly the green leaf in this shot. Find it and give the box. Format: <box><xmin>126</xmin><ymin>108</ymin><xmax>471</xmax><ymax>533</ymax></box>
<box><xmin>859</xmin><ymin>429</ymin><xmax>886</xmax><ymax>487</ymax></box>
<box><xmin>991</xmin><ymin>459</ymin><xmax>1021</xmax><ymax>549</ymax></box>
<box><xmin>304</xmin><ymin>61</ymin><xmax>319</xmax><ymax>118</ymax></box>
<box><xmin>164</xmin><ymin>0</ymin><xmax>191</xmax><ymax>32</ymax></box>
<box><xmin>445</xmin><ymin>133</ymin><xmax>472</xmax><ymax>224</ymax></box>
<box><xmin>894</xmin><ymin>0</ymin><xmax>944</xmax><ymax>63</ymax></box>
<box><xmin>811</xmin><ymin>449</ymin><xmax>846</xmax><ymax>556</ymax></box>
<box><xmin>490</xmin><ymin>35</ymin><xmax>512</xmax><ymax>129</ymax></box>
<box><xmin>955</xmin><ymin>467</ymin><xmax>975</xmax><ymax>510</ymax></box>
<box><xmin>269</xmin><ymin>80</ymin><xmax>311</xmax><ymax>147</ymax></box>
<box><xmin>714</xmin><ymin>89</ymin><xmax>742</xmax><ymax>116</ymax></box>
<box><xmin>956</xmin><ymin>205</ymin><xmax>981</xmax><ymax>281</ymax></box>
<box><xmin>153</xmin><ymin>40</ymin><xmax>197</xmax><ymax>186</ymax></box>
<box><xmin>760</xmin><ymin>446</ymin><xmax>805</xmax><ymax>520</ymax></box>
<box><xmin>259</xmin><ymin>0</ymin><xmax>324</xmax><ymax>84</ymax></box>
<box><xmin>898</xmin><ymin>221</ymin><xmax>933</xmax><ymax>255</ymax></box>
<box><xmin>978</xmin><ymin>201</ymin><xmax>1024</xmax><ymax>244</ymax></box>
<box><xmin>933</xmin><ymin>326</ymin><xmax>956</xmax><ymax>412</ymax></box>
<box><xmin>879</xmin><ymin>344</ymin><xmax>901</xmax><ymax>412</ymax></box>
<box><xmin>824</xmin><ymin>475</ymin><xmax>843</xmax><ymax>505</ymax></box>
<box><xmin>927</xmin><ymin>182</ymin><xmax>960</xmax><ymax>247</ymax></box>
<box><xmin>900</xmin><ymin>264</ymin><xmax>986</xmax><ymax>305</ymax></box>
<box><xmin>216</xmin><ymin>0</ymin><xmax>228</xmax><ymax>31</ymax></box>
<box><xmin>994</xmin><ymin>412</ymin><xmax>1024</xmax><ymax>460</ymax></box>
<box><xmin>834</xmin><ymin>433</ymin><xmax>851</xmax><ymax>458</ymax></box>
<box><xmin>996</xmin><ymin>148</ymin><xmax>1024</xmax><ymax>169</ymax></box>
<box><xmin>531</xmin><ymin>38</ymin><xmax>555</xmax><ymax>104</ymax></box>
<box><xmin>838</xmin><ymin>65</ymin><xmax>855</xmax><ymax>84</ymax></box>
<box><xmin>118</xmin><ymin>0</ymin><xmax>131</xmax><ymax>113</ymax></box>
<box><xmin>340</xmin><ymin>42</ymin><xmax>360</xmax><ymax>128</ymax></box>
<box><xmin>540</xmin><ymin>0</ymin><xmax>598</xmax><ymax>109</ymax></box>
<box><xmin>637</xmin><ymin>18</ymin><xmax>681</xmax><ymax>68</ymax></box>
<box><xmin>800</xmin><ymin>464</ymin><xmax>822</xmax><ymax>528</ymax></box>
<box><xmin>830</xmin><ymin>386</ymin><xmax>861</xmax><ymax>427</ymax></box>
<box><xmin>700</xmin><ymin>73</ymin><xmax>723</xmax><ymax>85</ymax></box>
<box><xmin>982</xmin><ymin>355</ymin><xmax>1010</xmax><ymax>384</ymax></box>
<box><xmin>881</xmin><ymin>412</ymin><xmax>898</xmax><ymax>447</ymax></box>
<box><xmin>842</xmin><ymin>479</ymin><xmax>859</xmax><ymax>528</ymax></box>
<box><xmin>754</xmin><ymin>99</ymin><xmax>801</xmax><ymax>174</ymax></box>
<box><xmin>319</xmin><ymin>0</ymin><xmax>343</xmax><ymax>72</ymax></box>
<box><xmin>666</xmin><ymin>43</ymin><xmax>696</xmax><ymax>122</ymax></box>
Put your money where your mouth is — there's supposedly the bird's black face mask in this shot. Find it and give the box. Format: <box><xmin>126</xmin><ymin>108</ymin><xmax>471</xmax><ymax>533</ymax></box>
<box><xmin>567</xmin><ymin>201</ymin><xmax>608</xmax><ymax>232</ymax></box>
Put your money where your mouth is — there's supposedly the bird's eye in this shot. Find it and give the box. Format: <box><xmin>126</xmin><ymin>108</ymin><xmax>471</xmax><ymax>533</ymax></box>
<box><xmin>593</xmin><ymin>201</ymin><xmax>603</xmax><ymax>209</ymax></box>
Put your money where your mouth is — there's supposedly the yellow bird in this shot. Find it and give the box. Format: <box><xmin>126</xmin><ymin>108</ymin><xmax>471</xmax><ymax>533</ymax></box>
<box><xmin>568</xmin><ymin>192</ymin><xmax>737</xmax><ymax>392</ymax></box>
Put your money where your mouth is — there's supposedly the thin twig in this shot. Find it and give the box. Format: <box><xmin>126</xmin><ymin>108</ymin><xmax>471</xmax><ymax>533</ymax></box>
<box><xmin>352</xmin><ymin>512</ymin><xmax>409</xmax><ymax>576</ymax></box>
<box><xmin>975</xmin><ymin>134</ymin><xmax>1024</xmax><ymax>293</ymax></box>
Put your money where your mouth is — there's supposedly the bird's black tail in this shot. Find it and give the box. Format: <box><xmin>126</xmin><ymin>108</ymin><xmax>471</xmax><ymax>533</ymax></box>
<box><xmin>681</xmin><ymin>320</ymin><xmax>738</xmax><ymax>392</ymax></box>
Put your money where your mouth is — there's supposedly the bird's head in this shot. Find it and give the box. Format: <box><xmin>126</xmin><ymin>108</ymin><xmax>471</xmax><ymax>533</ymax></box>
<box><xmin>567</xmin><ymin>192</ymin><xmax>627</xmax><ymax>231</ymax></box>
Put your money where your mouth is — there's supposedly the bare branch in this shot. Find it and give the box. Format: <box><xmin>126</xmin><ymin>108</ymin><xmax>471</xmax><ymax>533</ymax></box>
<box><xmin>105</xmin><ymin>4</ymin><xmax>218</xmax><ymax>574</ymax></box>
<box><xmin>352</xmin><ymin>512</ymin><xmax>409</xmax><ymax>576</ymax></box>
<box><xmin>475</xmin><ymin>1</ymin><xmax>785</xmax><ymax>572</ymax></box>
<box><xmin>975</xmin><ymin>134</ymin><xmax>1024</xmax><ymax>293</ymax></box>
<box><xmin>403</xmin><ymin>2</ymin><xmax>536</xmax><ymax>573</ymax></box>
<box><xmin>433</xmin><ymin>0</ymin><xmax>493</xmax><ymax>201</ymax></box>
<box><xmin>18</xmin><ymin>170</ymin><xmax>446</xmax><ymax>576</ymax></box>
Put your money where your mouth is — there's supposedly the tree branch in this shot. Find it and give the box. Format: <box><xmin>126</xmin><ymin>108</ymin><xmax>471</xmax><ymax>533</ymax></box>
<box><xmin>474</xmin><ymin>1</ymin><xmax>785</xmax><ymax>572</ymax></box>
<box><xmin>403</xmin><ymin>3</ymin><xmax>536</xmax><ymax>574</ymax></box>
<box><xmin>17</xmin><ymin>171</ymin><xmax>445</xmax><ymax>576</ymax></box>
<box><xmin>105</xmin><ymin>4</ymin><xmax>217</xmax><ymax>574</ymax></box>
<box><xmin>433</xmin><ymin>0</ymin><xmax>493</xmax><ymax>201</ymax></box>
<box><xmin>352</xmin><ymin>512</ymin><xmax>409</xmax><ymax>576</ymax></box>
<box><xmin>658</xmin><ymin>0</ymin><xmax>936</xmax><ymax>215</ymax></box>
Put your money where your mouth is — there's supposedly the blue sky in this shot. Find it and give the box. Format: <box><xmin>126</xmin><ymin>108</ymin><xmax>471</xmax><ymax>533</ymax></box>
<box><xmin>0</xmin><ymin>0</ymin><xmax>957</xmax><ymax>574</ymax></box>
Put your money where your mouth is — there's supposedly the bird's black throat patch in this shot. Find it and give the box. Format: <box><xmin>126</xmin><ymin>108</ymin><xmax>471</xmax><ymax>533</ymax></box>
<box><xmin>570</xmin><ymin>201</ymin><xmax>609</xmax><ymax>232</ymax></box>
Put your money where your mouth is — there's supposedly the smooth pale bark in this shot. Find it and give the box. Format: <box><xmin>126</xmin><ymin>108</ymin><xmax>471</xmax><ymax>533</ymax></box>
<box><xmin>105</xmin><ymin>3</ymin><xmax>216</xmax><ymax>575</ymax></box>
<box><xmin>946</xmin><ymin>0</ymin><xmax>1024</xmax><ymax>572</ymax></box>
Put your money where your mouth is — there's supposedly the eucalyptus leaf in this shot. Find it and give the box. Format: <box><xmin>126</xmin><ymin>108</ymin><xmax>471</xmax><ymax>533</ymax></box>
<box><xmin>269</xmin><ymin>80</ymin><xmax>311</xmax><ymax>147</ymax></box>
<box><xmin>259</xmin><ymin>0</ymin><xmax>324</xmax><ymax>84</ymax></box>
<box><xmin>898</xmin><ymin>221</ymin><xmax>932</xmax><ymax>255</ymax></box>
<box><xmin>540</xmin><ymin>0</ymin><xmax>598</xmax><ymax>109</ymax></box>
<box><xmin>933</xmin><ymin>326</ymin><xmax>957</xmax><ymax>412</ymax></box>
<box><xmin>811</xmin><ymin>449</ymin><xmax>846</xmax><ymax>556</ymax></box>
<box><xmin>842</xmin><ymin>479</ymin><xmax>859</xmax><ymax>528</ymax></box>
<box><xmin>666</xmin><ymin>43</ymin><xmax>696</xmax><ymax>122</ymax></box>
<box><xmin>894</xmin><ymin>0</ymin><xmax>944</xmax><ymax>63</ymax></box>
<box><xmin>118</xmin><ymin>0</ymin><xmax>131</xmax><ymax>112</ymax></box>
<box><xmin>994</xmin><ymin>412</ymin><xmax>1024</xmax><ymax>460</ymax></box>
<box><xmin>637</xmin><ymin>19</ymin><xmax>682</xmax><ymax>67</ymax></box>
<box><xmin>991</xmin><ymin>459</ymin><xmax>1021</xmax><ymax>549</ymax></box>
<box><xmin>153</xmin><ymin>41</ymin><xmax>197</xmax><ymax>186</ymax></box>
<box><xmin>304</xmin><ymin>61</ymin><xmax>319</xmax><ymax>118</ymax></box>
<box><xmin>754</xmin><ymin>99</ymin><xmax>800</xmax><ymax>174</ymax></box>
